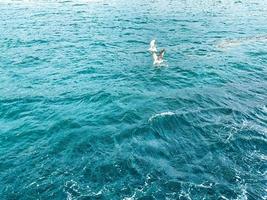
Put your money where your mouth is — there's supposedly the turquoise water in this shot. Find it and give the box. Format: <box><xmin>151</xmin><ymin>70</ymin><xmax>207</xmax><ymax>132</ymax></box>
<box><xmin>0</xmin><ymin>0</ymin><xmax>267</xmax><ymax>199</ymax></box>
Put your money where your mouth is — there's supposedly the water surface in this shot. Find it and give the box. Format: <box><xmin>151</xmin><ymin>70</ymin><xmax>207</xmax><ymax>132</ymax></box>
<box><xmin>0</xmin><ymin>0</ymin><xmax>267</xmax><ymax>199</ymax></box>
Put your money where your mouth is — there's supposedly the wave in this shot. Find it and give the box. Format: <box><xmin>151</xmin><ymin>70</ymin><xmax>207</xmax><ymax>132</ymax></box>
<box><xmin>148</xmin><ymin>111</ymin><xmax>176</xmax><ymax>122</ymax></box>
<box><xmin>216</xmin><ymin>35</ymin><xmax>267</xmax><ymax>48</ymax></box>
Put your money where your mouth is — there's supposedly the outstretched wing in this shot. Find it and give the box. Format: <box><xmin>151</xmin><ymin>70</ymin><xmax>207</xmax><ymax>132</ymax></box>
<box><xmin>149</xmin><ymin>40</ymin><xmax>157</xmax><ymax>52</ymax></box>
<box><xmin>150</xmin><ymin>40</ymin><xmax>156</xmax><ymax>48</ymax></box>
<box><xmin>158</xmin><ymin>49</ymin><xmax>165</xmax><ymax>59</ymax></box>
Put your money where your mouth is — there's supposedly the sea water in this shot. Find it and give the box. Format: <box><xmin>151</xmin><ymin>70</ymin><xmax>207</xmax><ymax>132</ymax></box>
<box><xmin>0</xmin><ymin>0</ymin><xmax>267</xmax><ymax>199</ymax></box>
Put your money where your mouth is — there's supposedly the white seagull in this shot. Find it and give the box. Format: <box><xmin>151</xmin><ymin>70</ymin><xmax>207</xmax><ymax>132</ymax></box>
<box><xmin>148</xmin><ymin>40</ymin><xmax>166</xmax><ymax>65</ymax></box>
<box><xmin>152</xmin><ymin>49</ymin><xmax>166</xmax><ymax>65</ymax></box>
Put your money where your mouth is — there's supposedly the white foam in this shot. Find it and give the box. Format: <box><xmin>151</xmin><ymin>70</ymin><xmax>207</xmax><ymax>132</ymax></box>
<box><xmin>217</xmin><ymin>35</ymin><xmax>267</xmax><ymax>49</ymax></box>
<box><xmin>148</xmin><ymin>111</ymin><xmax>175</xmax><ymax>122</ymax></box>
<box><xmin>262</xmin><ymin>105</ymin><xmax>267</xmax><ymax>113</ymax></box>
<box><xmin>236</xmin><ymin>183</ymin><xmax>248</xmax><ymax>200</ymax></box>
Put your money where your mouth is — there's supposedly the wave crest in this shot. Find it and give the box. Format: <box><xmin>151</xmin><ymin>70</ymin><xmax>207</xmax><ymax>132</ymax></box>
<box><xmin>148</xmin><ymin>111</ymin><xmax>176</xmax><ymax>122</ymax></box>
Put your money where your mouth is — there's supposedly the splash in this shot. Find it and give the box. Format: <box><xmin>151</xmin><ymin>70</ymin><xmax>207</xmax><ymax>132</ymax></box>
<box><xmin>153</xmin><ymin>60</ymin><xmax>169</xmax><ymax>67</ymax></box>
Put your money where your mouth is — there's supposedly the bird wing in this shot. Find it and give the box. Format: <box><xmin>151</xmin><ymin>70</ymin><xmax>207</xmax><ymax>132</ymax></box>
<box><xmin>150</xmin><ymin>40</ymin><xmax>156</xmax><ymax>48</ymax></box>
<box><xmin>149</xmin><ymin>40</ymin><xmax>157</xmax><ymax>52</ymax></box>
<box><xmin>158</xmin><ymin>49</ymin><xmax>165</xmax><ymax>59</ymax></box>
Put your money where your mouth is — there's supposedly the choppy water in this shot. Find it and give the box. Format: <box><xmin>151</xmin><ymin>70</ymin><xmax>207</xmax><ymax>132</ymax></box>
<box><xmin>0</xmin><ymin>0</ymin><xmax>267</xmax><ymax>199</ymax></box>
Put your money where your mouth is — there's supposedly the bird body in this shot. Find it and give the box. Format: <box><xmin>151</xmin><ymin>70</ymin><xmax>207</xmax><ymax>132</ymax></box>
<box><xmin>152</xmin><ymin>49</ymin><xmax>165</xmax><ymax>65</ymax></box>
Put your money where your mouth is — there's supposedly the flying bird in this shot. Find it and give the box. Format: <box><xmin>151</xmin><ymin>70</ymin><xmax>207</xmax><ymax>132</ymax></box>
<box><xmin>148</xmin><ymin>40</ymin><xmax>166</xmax><ymax>65</ymax></box>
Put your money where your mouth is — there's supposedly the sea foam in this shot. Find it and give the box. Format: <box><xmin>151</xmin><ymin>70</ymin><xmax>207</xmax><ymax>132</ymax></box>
<box><xmin>148</xmin><ymin>111</ymin><xmax>175</xmax><ymax>122</ymax></box>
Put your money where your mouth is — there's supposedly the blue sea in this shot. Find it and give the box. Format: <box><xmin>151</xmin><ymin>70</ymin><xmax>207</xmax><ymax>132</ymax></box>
<box><xmin>0</xmin><ymin>0</ymin><xmax>267</xmax><ymax>199</ymax></box>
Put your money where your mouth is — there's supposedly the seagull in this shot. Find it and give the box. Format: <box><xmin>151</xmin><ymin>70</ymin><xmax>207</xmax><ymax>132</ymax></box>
<box><xmin>148</xmin><ymin>40</ymin><xmax>166</xmax><ymax>65</ymax></box>
<box><xmin>152</xmin><ymin>49</ymin><xmax>166</xmax><ymax>65</ymax></box>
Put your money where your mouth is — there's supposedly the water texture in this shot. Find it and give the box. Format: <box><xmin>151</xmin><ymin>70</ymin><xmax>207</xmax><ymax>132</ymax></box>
<box><xmin>0</xmin><ymin>0</ymin><xmax>267</xmax><ymax>199</ymax></box>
